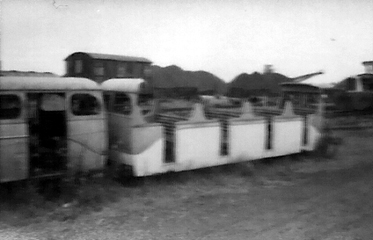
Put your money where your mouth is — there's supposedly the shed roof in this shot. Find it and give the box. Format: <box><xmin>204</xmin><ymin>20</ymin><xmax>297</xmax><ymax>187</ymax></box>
<box><xmin>357</xmin><ymin>73</ymin><xmax>373</xmax><ymax>79</ymax></box>
<box><xmin>101</xmin><ymin>78</ymin><xmax>145</xmax><ymax>93</ymax></box>
<box><xmin>280</xmin><ymin>82</ymin><xmax>320</xmax><ymax>93</ymax></box>
<box><xmin>65</xmin><ymin>52</ymin><xmax>152</xmax><ymax>63</ymax></box>
<box><xmin>0</xmin><ymin>76</ymin><xmax>100</xmax><ymax>91</ymax></box>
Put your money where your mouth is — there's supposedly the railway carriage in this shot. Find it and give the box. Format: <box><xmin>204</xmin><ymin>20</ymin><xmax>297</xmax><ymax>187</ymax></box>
<box><xmin>0</xmin><ymin>76</ymin><xmax>107</xmax><ymax>183</ymax></box>
<box><xmin>102</xmin><ymin>78</ymin><xmax>325</xmax><ymax>177</ymax></box>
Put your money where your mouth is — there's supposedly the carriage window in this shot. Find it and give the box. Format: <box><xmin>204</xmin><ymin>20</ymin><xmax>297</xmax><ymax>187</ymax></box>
<box><xmin>71</xmin><ymin>94</ymin><xmax>101</xmax><ymax>116</ymax></box>
<box><xmin>117</xmin><ymin>63</ymin><xmax>126</xmax><ymax>77</ymax></box>
<box><xmin>127</xmin><ymin>62</ymin><xmax>134</xmax><ymax>75</ymax></box>
<box><xmin>346</xmin><ymin>78</ymin><xmax>355</xmax><ymax>91</ymax></box>
<box><xmin>0</xmin><ymin>95</ymin><xmax>21</xmax><ymax>119</ymax></box>
<box><xmin>75</xmin><ymin>60</ymin><xmax>83</xmax><ymax>74</ymax></box>
<box><xmin>362</xmin><ymin>79</ymin><xmax>373</xmax><ymax>91</ymax></box>
<box><xmin>138</xmin><ymin>94</ymin><xmax>154</xmax><ymax>115</ymax></box>
<box><xmin>94</xmin><ymin>62</ymin><xmax>104</xmax><ymax>76</ymax></box>
<box><xmin>67</xmin><ymin>61</ymin><xmax>74</xmax><ymax>75</ymax></box>
<box><xmin>113</xmin><ymin>93</ymin><xmax>132</xmax><ymax>115</ymax></box>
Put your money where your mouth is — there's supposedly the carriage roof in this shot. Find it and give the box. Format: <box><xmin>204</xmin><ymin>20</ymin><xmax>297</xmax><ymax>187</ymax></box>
<box><xmin>0</xmin><ymin>76</ymin><xmax>100</xmax><ymax>91</ymax></box>
<box><xmin>101</xmin><ymin>78</ymin><xmax>145</xmax><ymax>94</ymax></box>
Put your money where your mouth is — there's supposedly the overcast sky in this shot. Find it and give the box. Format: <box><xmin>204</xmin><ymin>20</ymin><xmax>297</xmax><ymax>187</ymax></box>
<box><xmin>1</xmin><ymin>0</ymin><xmax>373</xmax><ymax>84</ymax></box>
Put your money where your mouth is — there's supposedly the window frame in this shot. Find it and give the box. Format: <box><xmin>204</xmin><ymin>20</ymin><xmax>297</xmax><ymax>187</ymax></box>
<box><xmin>127</xmin><ymin>62</ymin><xmax>134</xmax><ymax>75</ymax></box>
<box><xmin>94</xmin><ymin>61</ymin><xmax>105</xmax><ymax>77</ymax></box>
<box><xmin>0</xmin><ymin>93</ymin><xmax>23</xmax><ymax>120</ymax></box>
<box><xmin>112</xmin><ymin>92</ymin><xmax>132</xmax><ymax>115</ymax></box>
<box><xmin>75</xmin><ymin>59</ymin><xmax>83</xmax><ymax>74</ymax></box>
<box><xmin>70</xmin><ymin>93</ymin><xmax>101</xmax><ymax>116</ymax></box>
<box><xmin>117</xmin><ymin>63</ymin><xmax>127</xmax><ymax>77</ymax></box>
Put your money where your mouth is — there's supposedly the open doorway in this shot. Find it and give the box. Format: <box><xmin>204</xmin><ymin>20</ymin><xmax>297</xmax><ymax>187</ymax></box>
<box><xmin>27</xmin><ymin>93</ymin><xmax>67</xmax><ymax>177</ymax></box>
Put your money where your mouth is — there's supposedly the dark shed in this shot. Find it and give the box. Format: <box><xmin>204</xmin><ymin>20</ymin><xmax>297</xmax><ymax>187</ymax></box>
<box><xmin>64</xmin><ymin>52</ymin><xmax>152</xmax><ymax>83</ymax></box>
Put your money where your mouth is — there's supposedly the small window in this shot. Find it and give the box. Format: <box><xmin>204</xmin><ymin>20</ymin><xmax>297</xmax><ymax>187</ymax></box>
<box><xmin>117</xmin><ymin>63</ymin><xmax>126</xmax><ymax>77</ymax></box>
<box><xmin>67</xmin><ymin>61</ymin><xmax>74</xmax><ymax>75</ymax></box>
<box><xmin>138</xmin><ymin>64</ymin><xmax>144</xmax><ymax>77</ymax></box>
<box><xmin>346</xmin><ymin>78</ymin><xmax>355</xmax><ymax>91</ymax></box>
<box><xmin>71</xmin><ymin>94</ymin><xmax>101</xmax><ymax>116</ymax></box>
<box><xmin>138</xmin><ymin>94</ymin><xmax>154</xmax><ymax>115</ymax></box>
<box><xmin>75</xmin><ymin>60</ymin><xmax>83</xmax><ymax>74</ymax></box>
<box><xmin>127</xmin><ymin>62</ymin><xmax>134</xmax><ymax>75</ymax></box>
<box><xmin>0</xmin><ymin>95</ymin><xmax>22</xmax><ymax>119</ymax></box>
<box><xmin>362</xmin><ymin>78</ymin><xmax>373</xmax><ymax>91</ymax></box>
<box><xmin>113</xmin><ymin>93</ymin><xmax>132</xmax><ymax>115</ymax></box>
<box><xmin>266</xmin><ymin>117</ymin><xmax>273</xmax><ymax>150</ymax></box>
<box><xmin>303</xmin><ymin>115</ymin><xmax>308</xmax><ymax>145</ymax></box>
<box><xmin>94</xmin><ymin>62</ymin><xmax>104</xmax><ymax>76</ymax></box>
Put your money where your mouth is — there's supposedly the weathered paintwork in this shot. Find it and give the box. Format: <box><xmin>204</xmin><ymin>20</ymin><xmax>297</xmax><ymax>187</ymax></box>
<box><xmin>0</xmin><ymin>77</ymin><xmax>107</xmax><ymax>182</ymax></box>
<box><xmin>67</xmin><ymin>91</ymin><xmax>108</xmax><ymax>173</ymax></box>
<box><xmin>103</xmin><ymin>78</ymin><xmax>325</xmax><ymax>177</ymax></box>
<box><xmin>0</xmin><ymin>93</ymin><xmax>28</xmax><ymax>182</ymax></box>
<box><xmin>229</xmin><ymin>102</ymin><xmax>267</xmax><ymax>161</ymax></box>
<box><xmin>103</xmin><ymin>78</ymin><xmax>325</xmax><ymax>178</ymax></box>
<box><xmin>174</xmin><ymin>104</ymin><xmax>221</xmax><ymax>170</ymax></box>
<box><xmin>270</xmin><ymin>102</ymin><xmax>303</xmax><ymax>157</ymax></box>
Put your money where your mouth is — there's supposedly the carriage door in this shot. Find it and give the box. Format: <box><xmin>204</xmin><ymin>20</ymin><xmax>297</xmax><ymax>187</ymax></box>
<box><xmin>0</xmin><ymin>93</ymin><xmax>29</xmax><ymax>182</ymax></box>
<box><xmin>67</xmin><ymin>92</ymin><xmax>106</xmax><ymax>173</ymax></box>
<box><xmin>27</xmin><ymin>93</ymin><xmax>67</xmax><ymax>177</ymax></box>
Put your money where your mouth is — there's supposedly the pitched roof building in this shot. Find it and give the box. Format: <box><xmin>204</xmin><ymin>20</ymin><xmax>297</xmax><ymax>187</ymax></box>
<box><xmin>64</xmin><ymin>52</ymin><xmax>152</xmax><ymax>83</ymax></box>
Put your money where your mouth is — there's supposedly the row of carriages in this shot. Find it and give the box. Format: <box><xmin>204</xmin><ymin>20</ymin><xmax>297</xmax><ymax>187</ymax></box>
<box><xmin>0</xmin><ymin>76</ymin><xmax>324</xmax><ymax>182</ymax></box>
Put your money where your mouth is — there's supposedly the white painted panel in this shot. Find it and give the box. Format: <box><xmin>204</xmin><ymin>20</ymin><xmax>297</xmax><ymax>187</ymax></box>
<box><xmin>68</xmin><ymin>118</ymin><xmax>108</xmax><ymax>172</ymax></box>
<box><xmin>112</xmin><ymin>138</ymin><xmax>165</xmax><ymax>176</ymax></box>
<box><xmin>305</xmin><ymin>125</ymin><xmax>321</xmax><ymax>151</ymax></box>
<box><xmin>0</xmin><ymin>123</ymin><xmax>29</xmax><ymax>182</ymax></box>
<box><xmin>175</xmin><ymin>124</ymin><xmax>221</xmax><ymax>170</ymax></box>
<box><xmin>272</xmin><ymin>119</ymin><xmax>302</xmax><ymax>156</ymax></box>
<box><xmin>230</xmin><ymin>121</ymin><xmax>266</xmax><ymax>161</ymax></box>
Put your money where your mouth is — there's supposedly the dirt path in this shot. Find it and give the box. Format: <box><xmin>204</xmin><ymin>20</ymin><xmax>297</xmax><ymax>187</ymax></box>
<box><xmin>1</xmin><ymin>129</ymin><xmax>373</xmax><ymax>240</ymax></box>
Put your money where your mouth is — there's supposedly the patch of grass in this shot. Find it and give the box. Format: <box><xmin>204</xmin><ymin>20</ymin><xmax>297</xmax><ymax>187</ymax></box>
<box><xmin>0</xmin><ymin>177</ymin><xmax>124</xmax><ymax>225</ymax></box>
<box><xmin>0</xmin><ymin>182</ymin><xmax>51</xmax><ymax>226</ymax></box>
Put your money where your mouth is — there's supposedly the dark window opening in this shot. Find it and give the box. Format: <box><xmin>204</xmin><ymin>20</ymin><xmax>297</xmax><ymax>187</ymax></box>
<box><xmin>362</xmin><ymin>78</ymin><xmax>373</xmax><ymax>91</ymax></box>
<box><xmin>346</xmin><ymin>78</ymin><xmax>356</xmax><ymax>91</ymax></box>
<box><xmin>113</xmin><ymin>93</ymin><xmax>132</xmax><ymax>115</ymax></box>
<box><xmin>75</xmin><ymin>59</ymin><xmax>83</xmax><ymax>74</ymax></box>
<box><xmin>67</xmin><ymin>61</ymin><xmax>74</xmax><ymax>75</ymax></box>
<box><xmin>220</xmin><ymin>119</ymin><xmax>229</xmax><ymax>155</ymax></box>
<box><xmin>127</xmin><ymin>62</ymin><xmax>134</xmax><ymax>75</ymax></box>
<box><xmin>138</xmin><ymin>94</ymin><xmax>154</xmax><ymax>115</ymax></box>
<box><xmin>303</xmin><ymin>115</ymin><xmax>309</xmax><ymax>145</ymax></box>
<box><xmin>71</xmin><ymin>94</ymin><xmax>101</xmax><ymax>116</ymax></box>
<box><xmin>164</xmin><ymin>124</ymin><xmax>176</xmax><ymax>163</ymax></box>
<box><xmin>117</xmin><ymin>63</ymin><xmax>127</xmax><ymax>77</ymax></box>
<box><xmin>266</xmin><ymin>117</ymin><xmax>273</xmax><ymax>150</ymax></box>
<box><xmin>94</xmin><ymin>62</ymin><xmax>105</xmax><ymax>76</ymax></box>
<box><xmin>27</xmin><ymin>93</ymin><xmax>67</xmax><ymax>177</ymax></box>
<box><xmin>104</xmin><ymin>93</ymin><xmax>112</xmax><ymax>111</ymax></box>
<box><xmin>0</xmin><ymin>94</ymin><xmax>22</xmax><ymax>120</ymax></box>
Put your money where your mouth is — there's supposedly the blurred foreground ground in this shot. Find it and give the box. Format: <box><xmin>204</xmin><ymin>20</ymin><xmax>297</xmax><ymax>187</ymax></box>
<box><xmin>1</xmin><ymin>129</ymin><xmax>373</xmax><ymax>240</ymax></box>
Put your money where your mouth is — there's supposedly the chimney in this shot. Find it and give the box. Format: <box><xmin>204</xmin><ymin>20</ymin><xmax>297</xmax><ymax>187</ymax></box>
<box><xmin>263</xmin><ymin>64</ymin><xmax>274</xmax><ymax>74</ymax></box>
<box><xmin>362</xmin><ymin>61</ymin><xmax>373</xmax><ymax>74</ymax></box>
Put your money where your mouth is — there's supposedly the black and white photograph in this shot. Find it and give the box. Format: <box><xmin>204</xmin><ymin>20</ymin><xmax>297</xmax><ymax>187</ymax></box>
<box><xmin>1</xmin><ymin>0</ymin><xmax>373</xmax><ymax>239</ymax></box>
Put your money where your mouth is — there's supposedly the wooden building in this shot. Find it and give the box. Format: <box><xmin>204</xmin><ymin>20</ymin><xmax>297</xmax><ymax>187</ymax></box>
<box><xmin>64</xmin><ymin>52</ymin><xmax>152</xmax><ymax>83</ymax></box>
